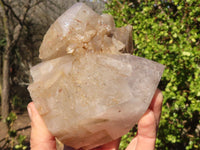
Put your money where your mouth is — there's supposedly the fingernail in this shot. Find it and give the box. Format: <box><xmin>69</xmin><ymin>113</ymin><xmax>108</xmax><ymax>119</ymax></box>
<box><xmin>27</xmin><ymin>106</ymin><xmax>32</xmax><ymax>120</ymax></box>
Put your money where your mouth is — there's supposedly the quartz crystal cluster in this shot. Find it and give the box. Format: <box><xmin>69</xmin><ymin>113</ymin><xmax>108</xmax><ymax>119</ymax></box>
<box><xmin>28</xmin><ymin>3</ymin><xmax>164</xmax><ymax>150</ymax></box>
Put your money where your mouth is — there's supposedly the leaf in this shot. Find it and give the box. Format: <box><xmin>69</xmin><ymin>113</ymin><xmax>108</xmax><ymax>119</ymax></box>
<box><xmin>182</xmin><ymin>51</ymin><xmax>191</xmax><ymax>56</ymax></box>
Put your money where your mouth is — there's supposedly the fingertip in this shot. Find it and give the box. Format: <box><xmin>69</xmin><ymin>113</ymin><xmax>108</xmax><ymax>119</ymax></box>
<box><xmin>27</xmin><ymin>102</ymin><xmax>34</xmax><ymax>120</ymax></box>
<box><xmin>27</xmin><ymin>102</ymin><xmax>39</xmax><ymax>115</ymax></box>
<box><xmin>156</xmin><ymin>89</ymin><xmax>163</xmax><ymax>103</ymax></box>
<box><xmin>28</xmin><ymin>101</ymin><xmax>34</xmax><ymax>108</ymax></box>
<box><xmin>149</xmin><ymin>89</ymin><xmax>163</xmax><ymax>129</ymax></box>
<box><xmin>149</xmin><ymin>89</ymin><xmax>163</xmax><ymax>110</ymax></box>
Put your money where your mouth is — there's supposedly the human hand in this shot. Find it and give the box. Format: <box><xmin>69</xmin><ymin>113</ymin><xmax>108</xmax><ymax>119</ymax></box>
<box><xmin>27</xmin><ymin>89</ymin><xmax>163</xmax><ymax>150</ymax></box>
<box><xmin>91</xmin><ymin>89</ymin><xmax>163</xmax><ymax>150</ymax></box>
<box><xmin>27</xmin><ymin>102</ymin><xmax>57</xmax><ymax>150</ymax></box>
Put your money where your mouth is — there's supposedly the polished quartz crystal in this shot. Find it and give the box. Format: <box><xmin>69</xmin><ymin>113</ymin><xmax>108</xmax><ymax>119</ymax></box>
<box><xmin>28</xmin><ymin>3</ymin><xmax>164</xmax><ymax>149</ymax></box>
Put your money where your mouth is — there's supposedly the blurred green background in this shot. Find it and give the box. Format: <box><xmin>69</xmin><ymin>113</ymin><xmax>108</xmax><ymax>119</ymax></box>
<box><xmin>0</xmin><ymin>0</ymin><xmax>200</xmax><ymax>149</ymax></box>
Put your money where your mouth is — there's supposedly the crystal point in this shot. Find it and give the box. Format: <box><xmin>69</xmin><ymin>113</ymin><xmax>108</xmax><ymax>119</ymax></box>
<box><xmin>28</xmin><ymin>3</ymin><xmax>164</xmax><ymax>149</ymax></box>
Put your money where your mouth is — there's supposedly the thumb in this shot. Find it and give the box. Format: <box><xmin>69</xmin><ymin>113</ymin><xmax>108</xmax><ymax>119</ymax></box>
<box><xmin>27</xmin><ymin>102</ymin><xmax>56</xmax><ymax>150</ymax></box>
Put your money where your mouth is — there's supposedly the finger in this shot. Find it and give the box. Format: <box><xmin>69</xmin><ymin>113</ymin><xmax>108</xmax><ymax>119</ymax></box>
<box><xmin>126</xmin><ymin>136</ymin><xmax>137</xmax><ymax>150</ymax></box>
<box><xmin>149</xmin><ymin>89</ymin><xmax>163</xmax><ymax>126</ymax></box>
<box><xmin>126</xmin><ymin>89</ymin><xmax>162</xmax><ymax>150</ymax></box>
<box><xmin>135</xmin><ymin>89</ymin><xmax>163</xmax><ymax>150</ymax></box>
<box><xmin>126</xmin><ymin>110</ymin><xmax>156</xmax><ymax>150</ymax></box>
<box><xmin>92</xmin><ymin>138</ymin><xmax>121</xmax><ymax>150</ymax></box>
<box><xmin>136</xmin><ymin>110</ymin><xmax>156</xmax><ymax>150</ymax></box>
<box><xmin>27</xmin><ymin>102</ymin><xmax>56</xmax><ymax>150</ymax></box>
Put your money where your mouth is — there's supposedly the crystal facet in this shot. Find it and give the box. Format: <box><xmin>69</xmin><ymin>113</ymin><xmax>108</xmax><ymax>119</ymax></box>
<box><xmin>28</xmin><ymin>3</ymin><xmax>164</xmax><ymax>149</ymax></box>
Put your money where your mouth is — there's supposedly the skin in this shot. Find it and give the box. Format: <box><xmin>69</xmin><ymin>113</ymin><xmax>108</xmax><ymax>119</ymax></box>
<box><xmin>27</xmin><ymin>89</ymin><xmax>163</xmax><ymax>150</ymax></box>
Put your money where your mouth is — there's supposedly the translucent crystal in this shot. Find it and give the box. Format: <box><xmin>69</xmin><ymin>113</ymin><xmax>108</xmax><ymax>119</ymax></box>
<box><xmin>28</xmin><ymin>3</ymin><xmax>164</xmax><ymax>149</ymax></box>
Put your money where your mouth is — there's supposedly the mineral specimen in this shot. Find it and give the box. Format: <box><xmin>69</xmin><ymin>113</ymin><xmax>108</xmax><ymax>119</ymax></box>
<box><xmin>28</xmin><ymin>3</ymin><xmax>164</xmax><ymax>150</ymax></box>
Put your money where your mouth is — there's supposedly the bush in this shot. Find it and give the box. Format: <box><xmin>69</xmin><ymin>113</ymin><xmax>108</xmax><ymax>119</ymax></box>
<box><xmin>4</xmin><ymin>112</ymin><xmax>28</xmax><ymax>150</ymax></box>
<box><xmin>105</xmin><ymin>0</ymin><xmax>200</xmax><ymax>149</ymax></box>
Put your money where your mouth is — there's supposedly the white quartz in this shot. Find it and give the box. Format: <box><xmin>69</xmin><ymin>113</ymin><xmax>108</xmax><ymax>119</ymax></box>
<box><xmin>28</xmin><ymin>3</ymin><xmax>164</xmax><ymax>149</ymax></box>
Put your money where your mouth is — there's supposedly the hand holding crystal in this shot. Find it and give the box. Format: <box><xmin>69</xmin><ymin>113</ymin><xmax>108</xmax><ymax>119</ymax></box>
<box><xmin>27</xmin><ymin>3</ymin><xmax>164</xmax><ymax>149</ymax></box>
<box><xmin>27</xmin><ymin>89</ymin><xmax>163</xmax><ymax>150</ymax></box>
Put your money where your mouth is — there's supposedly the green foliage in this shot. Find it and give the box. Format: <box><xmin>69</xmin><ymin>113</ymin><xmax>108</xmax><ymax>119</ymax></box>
<box><xmin>5</xmin><ymin>112</ymin><xmax>27</xmax><ymax>150</ymax></box>
<box><xmin>105</xmin><ymin>0</ymin><xmax>200</xmax><ymax>149</ymax></box>
<box><xmin>11</xmin><ymin>95</ymin><xmax>27</xmax><ymax>110</ymax></box>
<box><xmin>14</xmin><ymin>135</ymin><xmax>28</xmax><ymax>150</ymax></box>
<box><xmin>6</xmin><ymin>112</ymin><xmax>17</xmax><ymax>126</ymax></box>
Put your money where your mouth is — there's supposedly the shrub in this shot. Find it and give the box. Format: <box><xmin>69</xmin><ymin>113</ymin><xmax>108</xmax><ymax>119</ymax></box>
<box><xmin>105</xmin><ymin>0</ymin><xmax>200</xmax><ymax>149</ymax></box>
<box><xmin>4</xmin><ymin>112</ymin><xmax>28</xmax><ymax>150</ymax></box>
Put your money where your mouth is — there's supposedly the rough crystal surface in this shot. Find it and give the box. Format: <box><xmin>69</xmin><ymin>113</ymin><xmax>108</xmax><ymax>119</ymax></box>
<box><xmin>28</xmin><ymin>3</ymin><xmax>164</xmax><ymax>150</ymax></box>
